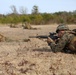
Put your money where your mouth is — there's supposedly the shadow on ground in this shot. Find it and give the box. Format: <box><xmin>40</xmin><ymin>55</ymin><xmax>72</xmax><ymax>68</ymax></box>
<box><xmin>33</xmin><ymin>48</ymin><xmax>76</xmax><ymax>54</ymax></box>
<box><xmin>33</xmin><ymin>48</ymin><xmax>52</xmax><ymax>52</ymax></box>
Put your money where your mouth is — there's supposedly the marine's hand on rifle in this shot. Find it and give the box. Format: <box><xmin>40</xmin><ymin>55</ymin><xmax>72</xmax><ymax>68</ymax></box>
<box><xmin>47</xmin><ymin>37</ymin><xmax>54</xmax><ymax>45</ymax></box>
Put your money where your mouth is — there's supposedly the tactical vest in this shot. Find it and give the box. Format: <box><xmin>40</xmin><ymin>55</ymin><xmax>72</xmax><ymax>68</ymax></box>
<box><xmin>68</xmin><ymin>35</ymin><xmax>76</xmax><ymax>51</ymax></box>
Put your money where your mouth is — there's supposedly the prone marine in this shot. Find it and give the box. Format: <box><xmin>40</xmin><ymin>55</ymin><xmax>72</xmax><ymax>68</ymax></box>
<box><xmin>47</xmin><ymin>24</ymin><xmax>76</xmax><ymax>53</ymax></box>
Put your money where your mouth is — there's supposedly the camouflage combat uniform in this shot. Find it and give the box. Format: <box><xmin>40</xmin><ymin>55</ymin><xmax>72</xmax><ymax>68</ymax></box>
<box><xmin>49</xmin><ymin>31</ymin><xmax>75</xmax><ymax>52</ymax></box>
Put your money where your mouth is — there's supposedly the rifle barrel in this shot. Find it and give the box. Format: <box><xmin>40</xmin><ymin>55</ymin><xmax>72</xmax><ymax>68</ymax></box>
<box><xmin>29</xmin><ymin>35</ymin><xmax>48</xmax><ymax>39</ymax></box>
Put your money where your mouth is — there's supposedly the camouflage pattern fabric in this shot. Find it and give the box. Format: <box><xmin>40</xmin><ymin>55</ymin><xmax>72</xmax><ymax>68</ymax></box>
<box><xmin>50</xmin><ymin>31</ymin><xmax>75</xmax><ymax>52</ymax></box>
<box><xmin>68</xmin><ymin>36</ymin><xmax>76</xmax><ymax>51</ymax></box>
<box><xmin>56</xmin><ymin>24</ymin><xmax>69</xmax><ymax>33</ymax></box>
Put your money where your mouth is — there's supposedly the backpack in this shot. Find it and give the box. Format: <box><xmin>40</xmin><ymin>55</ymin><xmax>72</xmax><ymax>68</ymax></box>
<box><xmin>68</xmin><ymin>36</ymin><xmax>76</xmax><ymax>51</ymax></box>
<box><xmin>68</xmin><ymin>29</ymin><xmax>76</xmax><ymax>51</ymax></box>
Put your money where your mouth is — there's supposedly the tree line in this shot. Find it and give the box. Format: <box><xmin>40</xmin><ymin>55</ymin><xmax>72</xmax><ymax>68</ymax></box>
<box><xmin>0</xmin><ymin>5</ymin><xmax>76</xmax><ymax>25</ymax></box>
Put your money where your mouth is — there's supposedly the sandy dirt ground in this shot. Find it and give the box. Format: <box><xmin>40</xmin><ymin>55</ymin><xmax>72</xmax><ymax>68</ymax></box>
<box><xmin>0</xmin><ymin>24</ymin><xmax>76</xmax><ymax>75</ymax></box>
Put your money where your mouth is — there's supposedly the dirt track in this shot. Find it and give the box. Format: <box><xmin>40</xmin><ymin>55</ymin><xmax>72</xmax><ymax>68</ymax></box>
<box><xmin>0</xmin><ymin>24</ymin><xmax>76</xmax><ymax>75</ymax></box>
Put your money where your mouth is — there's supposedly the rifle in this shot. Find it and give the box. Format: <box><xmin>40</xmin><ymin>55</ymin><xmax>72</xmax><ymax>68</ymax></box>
<box><xmin>72</xmin><ymin>29</ymin><xmax>76</xmax><ymax>32</ymax></box>
<box><xmin>29</xmin><ymin>32</ymin><xmax>59</xmax><ymax>41</ymax></box>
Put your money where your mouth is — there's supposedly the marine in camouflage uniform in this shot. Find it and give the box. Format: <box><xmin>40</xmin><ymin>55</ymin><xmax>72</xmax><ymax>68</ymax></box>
<box><xmin>47</xmin><ymin>24</ymin><xmax>76</xmax><ymax>53</ymax></box>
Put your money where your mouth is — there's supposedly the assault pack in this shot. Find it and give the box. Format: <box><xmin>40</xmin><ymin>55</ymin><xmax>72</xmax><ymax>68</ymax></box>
<box><xmin>68</xmin><ymin>29</ymin><xmax>76</xmax><ymax>51</ymax></box>
<box><xmin>64</xmin><ymin>29</ymin><xmax>76</xmax><ymax>53</ymax></box>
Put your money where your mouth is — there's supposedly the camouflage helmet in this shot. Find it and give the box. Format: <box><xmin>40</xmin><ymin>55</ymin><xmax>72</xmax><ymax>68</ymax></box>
<box><xmin>56</xmin><ymin>24</ymin><xmax>69</xmax><ymax>33</ymax></box>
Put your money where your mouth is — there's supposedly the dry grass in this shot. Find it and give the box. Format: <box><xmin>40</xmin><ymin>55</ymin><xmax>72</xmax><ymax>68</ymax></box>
<box><xmin>0</xmin><ymin>24</ymin><xmax>76</xmax><ymax>75</ymax></box>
